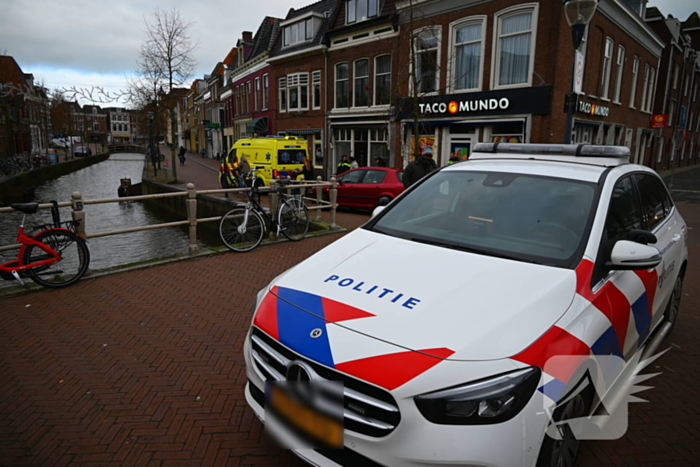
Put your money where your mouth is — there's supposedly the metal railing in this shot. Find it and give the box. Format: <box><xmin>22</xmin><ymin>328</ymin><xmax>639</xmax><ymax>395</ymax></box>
<box><xmin>0</xmin><ymin>178</ymin><xmax>339</xmax><ymax>255</ymax></box>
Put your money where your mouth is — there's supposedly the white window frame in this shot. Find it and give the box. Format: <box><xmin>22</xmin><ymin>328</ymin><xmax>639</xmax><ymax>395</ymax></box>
<box><xmin>613</xmin><ymin>44</ymin><xmax>625</xmax><ymax>104</ymax></box>
<box><xmin>672</xmin><ymin>63</ymin><xmax>679</xmax><ymax>90</ymax></box>
<box><xmin>448</xmin><ymin>16</ymin><xmax>486</xmax><ymax>93</ymax></box>
<box><xmin>600</xmin><ymin>37</ymin><xmax>614</xmax><ymax>100</ymax></box>
<box><xmin>279</xmin><ymin>77</ymin><xmax>287</xmax><ymax>113</ymax></box>
<box><xmin>254</xmin><ymin>77</ymin><xmax>260</xmax><ymax>112</ymax></box>
<box><xmin>312</xmin><ymin>70</ymin><xmax>322</xmax><ymax>110</ymax></box>
<box><xmin>668</xmin><ymin>99</ymin><xmax>676</xmax><ymax>126</ymax></box>
<box><xmin>282</xmin><ymin>18</ymin><xmax>315</xmax><ymax>48</ymax></box>
<box><xmin>629</xmin><ymin>56</ymin><xmax>639</xmax><ymax>109</ymax></box>
<box><xmin>335</xmin><ymin>62</ymin><xmax>350</xmax><ymax>109</ymax></box>
<box><xmin>353</xmin><ymin>58</ymin><xmax>370</xmax><ymax>108</ymax></box>
<box><xmin>246</xmin><ymin>81</ymin><xmax>251</xmax><ymax>113</ymax></box>
<box><xmin>644</xmin><ymin>67</ymin><xmax>655</xmax><ymax>113</ymax></box>
<box><xmin>640</xmin><ymin>63</ymin><xmax>650</xmax><ymax>112</ymax></box>
<box><xmin>374</xmin><ymin>54</ymin><xmax>391</xmax><ymax>106</ymax></box>
<box><xmin>287</xmin><ymin>72</ymin><xmax>309</xmax><ymax>112</ymax></box>
<box><xmin>262</xmin><ymin>74</ymin><xmax>269</xmax><ymax>110</ymax></box>
<box><xmin>491</xmin><ymin>3</ymin><xmax>539</xmax><ymax>90</ymax></box>
<box><xmin>411</xmin><ymin>26</ymin><xmax>442</xmax><ymax>95</ymax></box>
<box><xmin>346</xmin><ymin>0</ymin><xmax>379</xmax><ymax>25</ymax></box>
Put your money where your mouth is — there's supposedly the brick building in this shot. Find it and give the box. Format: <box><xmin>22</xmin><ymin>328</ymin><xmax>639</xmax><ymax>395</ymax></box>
<box><xmin>269</xmin><ymin>0</ymin><xmax>340</xmax><ymax>176</ymax></box>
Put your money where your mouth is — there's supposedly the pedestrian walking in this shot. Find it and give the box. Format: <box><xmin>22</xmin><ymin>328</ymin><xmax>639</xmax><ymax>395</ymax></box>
<box><xmin>403</xmin><ymin>146</ymin><xmax>437</xmax><ymax>189</ymax></box>
<box><xmin>178</xmin><ymin>146</ymin><xmax>186</xmax><ymax>165</ymax></box>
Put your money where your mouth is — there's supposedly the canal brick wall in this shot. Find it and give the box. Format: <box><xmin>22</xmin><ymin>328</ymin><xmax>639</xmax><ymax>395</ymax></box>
<box><xmin>0</xmin><ymin>153</ymin><xmax>110</xmax><ymax>203</ymax></box>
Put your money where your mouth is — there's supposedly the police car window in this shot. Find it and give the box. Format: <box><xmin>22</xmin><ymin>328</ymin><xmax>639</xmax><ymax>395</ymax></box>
<box><xmin>362</xmin><ymin>170</ymin><xmax>386</xmax><ymax>184</ymax></box>
<box><xmin>340</xmin><ymin>169</ymin><xmax>364</xmax><ymax>184</ymax></box>
<box><xmin>370</xmin><ymin>171</ymin><xmax>597</xmax><ymax>268</ymax></box>
<box><xmin>605</xmin><ymin>176</ymin><xmax>643</xmax><ymax>244</ymax></box>
<box><xmin>634</xmin><ymin>174</ymin><xmax>666</xmax><ymax>231</ymax></box>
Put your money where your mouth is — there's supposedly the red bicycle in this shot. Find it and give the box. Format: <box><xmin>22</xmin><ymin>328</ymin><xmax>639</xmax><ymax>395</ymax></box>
<box><xmin>0</xmin><ymin>201</ymin><xmax>90</xmax><ymax>288</ymax></box>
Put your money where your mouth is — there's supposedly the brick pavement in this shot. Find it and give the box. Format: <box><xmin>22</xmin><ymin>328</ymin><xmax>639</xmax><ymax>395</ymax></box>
<box><xmin>0</xmin><ymin>165</ymin><xmax>699</xmax><ymax>466</ymax></box>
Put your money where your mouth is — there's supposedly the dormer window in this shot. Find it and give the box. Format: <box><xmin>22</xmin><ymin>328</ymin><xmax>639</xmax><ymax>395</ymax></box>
<box><xmin>283</xmin><ymin>17</ymin><xmax>318</xmax><ymax>47</ymax></box>
<box><xmin>347</xmin><ymin>0</ymin><xmax>378</xmax><ymax>24</ymax></box>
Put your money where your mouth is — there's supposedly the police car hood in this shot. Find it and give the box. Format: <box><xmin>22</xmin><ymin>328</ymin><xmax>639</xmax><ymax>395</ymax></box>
<box><xmin>266</xmin><ymin>229</ymin><xmax>576</xmax><ymax>361</ymax></box>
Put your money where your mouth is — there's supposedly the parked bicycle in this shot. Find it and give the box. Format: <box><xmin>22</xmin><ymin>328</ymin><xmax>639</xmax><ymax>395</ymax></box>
<box><xmin>219</xmin><ymin>168</ymin><xmax>310</xmax><ymax>252</ymax></box>
<box><xmin>0</xmin><ymin>201</ymin><xmax>90</xmax><ymax>288</ymax></box>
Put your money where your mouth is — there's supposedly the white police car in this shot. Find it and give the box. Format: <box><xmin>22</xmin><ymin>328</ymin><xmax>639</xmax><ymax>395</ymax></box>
<box><xmin>243</xmin><ymin>143</ymin><xmax>688</xmax><ymax>467</ymax></box>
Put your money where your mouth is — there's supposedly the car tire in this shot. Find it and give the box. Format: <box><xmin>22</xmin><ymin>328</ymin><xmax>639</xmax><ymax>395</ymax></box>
<box><xmin>377</xmin><ymin>196</ymin><xmax>392</xmax><ymax>207</ymax></box>
<box><xmin>536</xmin><ymin>383</ymin><xmax>593</xmax><ymax>467</ymax></box>
<box><xmin>664</xmin><ymin>275</ymin><xmax>683</xmax><ymax>333</ymax></box>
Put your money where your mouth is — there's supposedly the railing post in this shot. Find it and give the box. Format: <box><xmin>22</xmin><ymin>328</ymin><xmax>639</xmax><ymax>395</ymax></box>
<box><xmin>330</xmin><ymin>177</ymin><xmax>338</xmax><ymax>229</ymax></box>
<box><xmin>316</xmin><ymin>176</ymin><xmax>323</xmax><ymax>220</ymax></box>
<box><xmin>268</xmin><ymin>179</ymin><xmax>278</xmax><ymax>241</ymax></box>
<box><xmin>71</xmin><ymin>191</ymin><xmax>86</xmax><ymax>236</ymax></box>
<box><xmin>186</xmin><ymin>183</ymin><xmax>198</xmax><ymax>254</ymax></box>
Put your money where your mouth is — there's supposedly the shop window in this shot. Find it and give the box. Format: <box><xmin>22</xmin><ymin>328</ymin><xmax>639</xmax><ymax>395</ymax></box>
<box><xmin>450</xmin><ymin>17</ymin><xmax>484</xmax><ymax>92</ymax></box>
<box><xmin>374</xmin><ymin>55</ymin><xmax>391</xmax><ymax>106</ymax></box>
<box><xmin>491</xmin><ymin>121</ymin><xmax>524</xmax><ymax>143</ymax></box>
<box><xmin>413</xmin><ymin>27</ymin><xmax>440</xmax><ymax>94</ymax></box>
<box><xmin>493</xmin><ymin>5</ymin><xmax>537</xmax><ymax>88</ymax></box>
<box><xmin>354</xmin><ymin>59</ymin><xmax>369</xmax><ymax>107</ymax></box>
<box><xmin>335</xmin><ymin>63</ymin><xmax>350</xmax><ymax>108</ymax></box>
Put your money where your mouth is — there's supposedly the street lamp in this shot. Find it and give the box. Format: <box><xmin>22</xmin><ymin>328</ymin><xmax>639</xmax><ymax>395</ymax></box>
<box><xmin>563</xmin><ymin>0</ymin><xmax>599</xmax><ymax>144</ymax></box>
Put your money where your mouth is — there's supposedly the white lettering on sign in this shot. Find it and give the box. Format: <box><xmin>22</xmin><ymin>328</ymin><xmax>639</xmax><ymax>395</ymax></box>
<box><xmin>420</xmin><ymin>98</ymin><xmax>510</xmax><ymax>115</ymax></box>
<box><xmin>577</xmin><ymin>100</ymin><xmax>610</xmax><ymax>117</ymax></box>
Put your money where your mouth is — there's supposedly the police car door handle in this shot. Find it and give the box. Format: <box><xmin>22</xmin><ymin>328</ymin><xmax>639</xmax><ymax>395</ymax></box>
<box><xmin>672</xmin><ymin>234</ymin><xmax>681</xmax><ymax>243</ymax></box>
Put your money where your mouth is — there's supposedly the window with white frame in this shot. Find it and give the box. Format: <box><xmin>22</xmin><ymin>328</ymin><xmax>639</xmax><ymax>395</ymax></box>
<box><xmin>668</xmin><ymin>99</ymin><xmax>676</xmax><ymax>126</ymax></box>
<box><xmin>335</xmin><ymin>63</ymin><xmax>350</xmax><ymax>108</ymax></box>
<box><xmin>451</xmin><ymin>18</ymin><xmax>484</xmax><ymax>91</ymax></box>
<box><xmin>263</xmin><ymin>74</ymin><xmax>269</xmax><ymax>110</ymax></box>
<box><xmin>494</xmin><ymin>7</ymin><xmax>536</xmax><ymax>88</ymax></box>
<box><xmin>354</xmin><ymin>59</ymin><xmax>369</xmax><ymax>107</ymax></box>
<box><xmin>283</xmin><ymin>18</ymin><xmax>316</xmax><ymax>47</ymax></box>
<box><xmin>279</xmin><ymin>77</ymin><xmax>287</xmax><ymax>113</ymax></box>
<box><xmin>629</xmin><ymin>56</ymin><xmax>639</xmax><ymax>108</ymax></box>
<box><xmin>346</xmin><ymin>0</ymin><xmax>379</xmax><ymax>24</ymax></box>
<box><xmin>644</xmin><ymin>67</ymin><xmax>655</xmax><ymax>113</ymax></box>
<box><xmin>374</xmin><ymin>55</ymin><xmax>391</xmax><ymax>106</ymax></box>
<box><xmin>672</xmin><ymin>63</ymin><xmax>679</xmax><ymax>89</ymax></box>
<box><xmin>312</xmin><ymin>70</ymin><xmax>321</xmax><ymax>110</ymax></box>
<box><xmin>414</xmin><ymin>27</ymin><xmax>440</xmax><ymax>93</ymax></box>
<box><xmin>246</xmin><ymin>81</ymin><xmax>251</xmax><ymax>113</ymax></box>
<box><xmin>287</xmin><ymin>73</ymin><xmax>309</xmax><ymax>111</ymax></box>
<box><xmin>600</xmin><ymin>37</ymin><xmax>614</xmax><ymax>99</ymax></box>
<box><xmin>255</xmin><ymin>78</ymin><xmax>260</xmax><ymax>111</ymax></box>
<box><xmin>640</xmin><ymin>63</ymin><xmax>650</xmax><ymax>112</ymax></box>
<box><xmin>613</xmin><ymin>45</ymin><xmax>625</xmax><ymax>104</ymax></box>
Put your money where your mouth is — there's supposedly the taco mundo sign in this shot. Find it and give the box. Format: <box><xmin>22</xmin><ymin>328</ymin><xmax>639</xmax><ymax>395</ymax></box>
<box><xmin>397</xmin><ymin>86</ymin><xmax>552</xmax><ymax>119</ymax></box>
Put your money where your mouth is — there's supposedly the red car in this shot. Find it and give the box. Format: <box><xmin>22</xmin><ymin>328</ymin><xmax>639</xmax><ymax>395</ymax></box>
<box><xmin>317</xmin><ymin>167</ymin><xmax>404</xmax><ymax>209</ymax></box>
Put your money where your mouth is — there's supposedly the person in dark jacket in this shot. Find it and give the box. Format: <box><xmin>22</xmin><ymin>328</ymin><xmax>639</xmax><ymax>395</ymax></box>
<box><xmin>403</xmin><ymin>146</ymin><xmax>437</xmax><ymax>189</ymax></box>
<box><xmin>337</xmin><ymin>155</ymin><xmax>352</xmax><ymax>175</ymax></box>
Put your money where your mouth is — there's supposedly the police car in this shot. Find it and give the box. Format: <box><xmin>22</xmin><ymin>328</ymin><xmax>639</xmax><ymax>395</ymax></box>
<box><xmin>243</xmin><ymin>143</ymin><xmax>688</xmax><ymax>467</ymax></box>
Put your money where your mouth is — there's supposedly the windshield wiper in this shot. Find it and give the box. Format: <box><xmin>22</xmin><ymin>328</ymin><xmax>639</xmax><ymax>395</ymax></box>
<box><xmin>410</xmin><ymin>237</ymin><xmax>545</xmax><ymax>265</ymax></box>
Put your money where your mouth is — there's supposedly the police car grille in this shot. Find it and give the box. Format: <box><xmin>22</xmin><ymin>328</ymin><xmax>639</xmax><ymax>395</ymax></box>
<box><xmin>251</xmin><ymin>327</ymin><xmax>400</xmax><ymax>437</ymax></box>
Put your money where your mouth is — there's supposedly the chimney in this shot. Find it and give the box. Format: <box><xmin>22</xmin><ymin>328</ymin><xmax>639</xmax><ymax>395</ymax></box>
<box><xmin>242</xmin><ymin>31</ymin><xmax>253</xmax><ymax>42</ymax></box>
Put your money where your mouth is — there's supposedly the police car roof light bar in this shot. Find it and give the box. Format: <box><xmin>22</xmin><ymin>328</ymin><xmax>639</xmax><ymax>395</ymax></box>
<box><xmin>473</xmin><ymin>143</ymin><xmax>630</xmax><ymax>160</ymax></box>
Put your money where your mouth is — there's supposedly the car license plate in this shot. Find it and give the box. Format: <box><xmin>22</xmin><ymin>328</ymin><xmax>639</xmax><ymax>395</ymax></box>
<box><xmin>269</xmin><ymin>384</ymin><xmax>343</xmax><ymax>448</ymax></box>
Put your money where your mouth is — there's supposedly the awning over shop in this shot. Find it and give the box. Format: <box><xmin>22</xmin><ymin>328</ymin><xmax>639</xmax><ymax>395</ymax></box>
<box><xmin>285</xmin><ymin>128</ymin><xmax>322</xmax><ymax>135</ymax></box>
<box><xmin>246</xmin><ymin>117</ymin><xmax>268</xmax><ymax>134</ymax></box>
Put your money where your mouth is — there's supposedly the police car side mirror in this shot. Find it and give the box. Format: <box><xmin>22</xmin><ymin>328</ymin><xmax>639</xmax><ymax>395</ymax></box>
<box><xmin>606</xmin><ymin>240</ymin><xmax>661</xmax><ymax>270</ymax></box>
<box><xmin>627</xmin><ymin>229</ymin><xmax>657</xmax><ymax>245</ymax></box>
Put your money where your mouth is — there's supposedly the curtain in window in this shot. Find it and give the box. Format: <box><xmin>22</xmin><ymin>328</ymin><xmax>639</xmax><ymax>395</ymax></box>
<box><xmin>498</xmin><ymin>13</ymin><xmax>532</xmax><ymax>86</ymax></box>
<box><xmin>454</xmin><ymin>23</ymin><xmax>481</xmax><ymax>90</ymax></box>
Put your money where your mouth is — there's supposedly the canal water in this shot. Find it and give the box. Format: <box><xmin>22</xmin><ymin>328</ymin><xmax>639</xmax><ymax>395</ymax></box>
<box><xmin>0</xmin><ymin>153</ymin><xmax>211</xmax><ymax>288</ymax></box>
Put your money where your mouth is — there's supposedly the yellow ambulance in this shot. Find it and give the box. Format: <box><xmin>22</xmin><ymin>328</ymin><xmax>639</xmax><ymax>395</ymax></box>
<box><xmin>228</xmin><ymin>136</ymin><xmax>308</xmax><ymax>186</ymax></box>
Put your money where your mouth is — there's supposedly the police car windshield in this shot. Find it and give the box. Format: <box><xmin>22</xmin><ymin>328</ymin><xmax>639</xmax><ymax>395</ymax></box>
<box><xmin>369</xmin><ymin>171</ymin><xmax>598</xmax><ymax>268</ymax></box>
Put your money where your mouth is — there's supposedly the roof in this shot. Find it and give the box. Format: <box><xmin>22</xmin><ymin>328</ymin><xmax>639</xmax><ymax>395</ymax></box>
<box><xmin>683</xmin><ymin>12</ymin><xmax>700</xmax><ymax>29</ymax></box>
<box><xmin>248</xmin><ymin>16</ymin><xmax>283</xmax><ymax>60</ymax></box>
<box><xmin>0</xmin><ymin>55</ymin><xmax>25</xmax><ymax>90</ymax></box>
<box><xmin>269</xmin><ymin>0</ymin><xmax>340</xmax><ymax>59</ymax></box>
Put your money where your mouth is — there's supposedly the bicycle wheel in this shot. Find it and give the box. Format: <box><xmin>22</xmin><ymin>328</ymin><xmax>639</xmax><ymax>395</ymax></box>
<box><xmin>23</xmin><ymin>229</ymin><xmax>90</xmax><ymax>288</ymax></box>
<box><xmin>219</xmin><ymin>207</ymin><xmax>264</xmax><ymax>252</ymax></box>
<box><xmin>279</xmin><ymin>198</ymin><xmax>309</xmax><ymax>241</ymax></box>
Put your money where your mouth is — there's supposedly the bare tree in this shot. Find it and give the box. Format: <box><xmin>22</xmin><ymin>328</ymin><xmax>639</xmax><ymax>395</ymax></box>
<box><xmin>130</xmin><ymin>7</ymin><xmax>198</xmax><ymax>182</ymax></box>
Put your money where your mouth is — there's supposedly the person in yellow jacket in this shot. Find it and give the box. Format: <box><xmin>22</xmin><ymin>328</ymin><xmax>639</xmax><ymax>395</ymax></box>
<box><xmin>219</xmin><ymin>151</ymin><xmax>238</xmax><ymax>188</ymax></box>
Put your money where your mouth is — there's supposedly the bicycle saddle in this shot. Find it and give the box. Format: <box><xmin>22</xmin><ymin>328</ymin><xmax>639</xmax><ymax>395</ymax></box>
<box><xmin>11</xmin><ymin>203</ymin><xmax>39</xmax><ymax>214</ymax></box>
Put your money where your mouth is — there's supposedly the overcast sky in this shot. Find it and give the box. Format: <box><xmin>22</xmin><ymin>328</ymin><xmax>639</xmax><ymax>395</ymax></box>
<box><xmin>0</xmin><ymin>0</ymin><xmax>697</xmax><ymax>106</ymax></box>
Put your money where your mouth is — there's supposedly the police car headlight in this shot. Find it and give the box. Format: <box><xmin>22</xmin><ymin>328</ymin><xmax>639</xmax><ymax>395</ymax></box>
<box><xmin>414</xmin><ymin>367</ymin><xmax>541</xmax><ymax>425</ymax></box>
